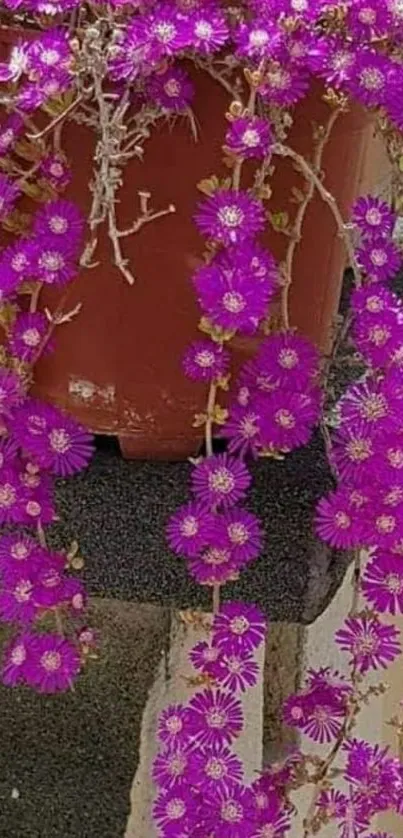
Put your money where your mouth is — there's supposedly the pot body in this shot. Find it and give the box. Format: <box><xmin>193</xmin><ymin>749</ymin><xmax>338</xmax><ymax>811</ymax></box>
<box><xmin>0</xmin><ymin>30</ymin><xmax>390</xmax><ymax>458</ymax></box>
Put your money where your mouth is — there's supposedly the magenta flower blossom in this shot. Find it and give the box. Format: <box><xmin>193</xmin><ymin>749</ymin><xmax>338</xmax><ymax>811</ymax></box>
<box><xmin>146</xmin><ymin>5</ymin><xmax>191</xmax><ymax>59</ymax></box>
<box><xmin>0</xmin><ymin>533</ymin><xmax>38</xmax><ymax>570</ymax></box>
<box><xmin>0</xmin><ymin>43</ymin><xmax>28</xmax><ymax>83</ymax></box>
<box><xmin>238</xmin><ymin>358</ymin><xmax>280</xmax><ymax>397</ymax></box>
<box><xmin>347</xmin><ymin>50</ymin><xmax>392</xmax><ymax>107</ymax></box>
<box><xmin>211</xmin><ymin>651</ymin><xmax>259</xmax><ymax>693</ymax></box>
<box><xmin>0</xmin><ymin>571</ymin><xmax>37</xmax><ymax>624</ymax></box>
<box><xmin>284</xmin><ymin>679</ymin><xmax>347</xmax><ymax>744</ymax></box>
<box><xmin>343</xmin><ymin>739</ymin><xmax>403</xmax><ymax>813</ymax></box>
<box><xmin>194</xmin><ymin>254</ymin><xmax>271</xmax><ymax>334</ymax></box>
<box><xmin>212</xmin><ymin>602</ymin><xmax>266</xmax><ymax>655</ymax></box>
<box><xmin>0</xmin><ymin>541</ymin><xmax>43</xmax><ymax>582</ymax></box>
<box><xmin>257</xmin><ymin>333</ymin><xmax>320</xmax><ymax>389</ymax></box>
<box><xmin>147</xmin><ymin>66</ymin><xmax>194</xmax><ymax>111</ymax></box>
<box><xmin>193</xmin><ymin>744</ymin><xmax>243</xmax><ymax>789</ymax></box>
<box><xmin>335</xmin><ymin>615</ymin><xmax>401</xmax><ymax>673</ymax></box>
<box><xmin>152</xmin><ymin>742</ymin><xmax>196</xmax><ymax>790</ymax></box>
<box><xmin>347</xmin><ymin>0</ymin><xmax>391</xmax><ymax>39</ymax></box>
<box><xmin>0</xmin><ymin>115</ymin><xmax>23</xmax><ymax>156</ymax></box>
<box><xmin>166</xmin><ymin>502</ymin><xmax>213</xmax><ymax>558</ymax></box>
<box><xmin>0</xmin><ymin>174</ymin><xmax>19</xmax><ymax>220</ymax></box>
<box><xmin>0</xmin><ymin>239</ymin><xmax>37</xmax><ymax>284</ymax></box>
<box><xmin>224</xmin><ymin>404</ymin><xmax>263</xmax><ymax>458</ymax></box>
<box><xmin>191</xmin><ymin>454</ymin><xmax>251</xmax><ymax>509</ymax></box>
<box><xmin>153</xmin><ymin>788</ymin><xmax>196</xmax><ymax>837</ymax></box>
<box><xmin>362</xmin><ymin>552</ymin><xmax>403</xmax><ymax>614</ymax></box>
<box><xmin>339</xmin><ymin>379</ymin><xmax>398</xmax><ymax>435</ymax></box>
<box><xmin>317</xmin><ymin>789</ymin><xmax>348</xmax><ymax>819</ymax></box>
<box><xmin>33</xmin><ymin>200</ymin><xmax>84</xmax><ymax>256</ymax></box>
<box><xmin>315</xmin><ymin>488</ymin><xmax>365</xmax><ymax>549</ymax></box>
<box><xmin>63</xmin><ymin>578</ymin><xmax>87</xmax><ymax>615</ymax></box>
<box><xmin>189</xmin><ymin>640</ymin><xmax>222</xmax><ymax>674</ymax></box>
<box><xmin>260</xmin><ymin>62</ymin><xmax>310</xmax><ymax>107</ymax></box>
<box><xmin>182</xmin><ymin>340</ymin><xmax>230</xmax><ymax>382</ymax></box>
<box><xmin>259</xmin><ymin>389</ymin><xmax>320</xmax><ymax>452</ymax></box>
<box><xmin>330</xmin><ymin>422</ymin><xmax>379</xmax><ymax>485</ymax></box>
<box><xmin>157</xmin><ymin>704</ymin><xmax>190</xmax><ymax>746</ymax></box>
<box><xmin>25</xmin><ymin>634</ymin><xmax>80</xmax><ymax>693</ymax></box>
<box><xmin>195</xmin><ymin>190</ymin><xmax>265</xmax><ymax>246</ymax></box>
<box><xmin>26</xmin><ymin>30</ymin><xmax>72</xmax><ymax>79</ymax></box>
<box><xmin>235</xmin><ymin>20</ymin><xmax>281</xmax><ymax>62</ymax></box>
<box><xmin>188</xmin><ymin>545</ymin><xmax>240</xmax><ymax>586</ymax></box>
<box><xmin>40</xmin><ymin>154</ymin><xmax>71</xmax><ymax>189</ymax></box>
<box><xmin>352</xmin><ymin>196</ymin><xmax>395</xmax><ymax>239</ymax></box>
<box><xmin>202</xmin><ymin>782</ymin><xmax>255</xmax><ymax>838</ymax></box>
<box><xmin>187</xmin><ymin>688</ymin><xmax>243</xmax><ymax>747</ymax></box>
<box><xmin>225</xmin><ymin>116</ymin><xmax>272</xmax><ymax>160</ymax></box>
<box><xmin>0</xmin><ymin>370</ymin><xmax>23</xmax><ymax>414</ymax></box>
<box><xmin>188</xmin><ymin>9</ymin><xmax>229</xmax><ymax>54</ymax></box>
<box><xmin>33</xmin><ymin>414</ymin><xmax>93</xmax><ymax>477</ymax></box>
<box><xmin>364</xmin><ymin>503</ymin><xmax>403</xmax><ymax>549</ymax></box>
<box><xmin>357</xmin><ymin>238</ymin><xmax>401</xmax><ymax>282</ymax></box>
<box><xmin>351</xmin><ymin>285</ymin><xmax>400</xmax><ymax>318</ymax></box>
<box><xmin>0</xmin><ymin>468</ymin><xmax>27</xmax><ymax>525</ymax></box>
<box><xmin>214</xmin><ymin>509</ymin><xmax>263</xmax><ymax>565</ymax></box>
<box><xmin>8</xmin><ymin>312</ymin><xmax>54</xmax><ymax>363</ymax></box>
<box><xmin>1</xmin><ymin>632</ymin><xmax>34</xmax><ymax>687</ymax></box>
<box><xmin>33</xmin><ymin>555</ymin><xmax>67</xmax><ymax>610</ymax></box>
<box><xmin>32</xmin><ymin>238</ymin><xmax>77</xmax><ymax>286</ymax></box>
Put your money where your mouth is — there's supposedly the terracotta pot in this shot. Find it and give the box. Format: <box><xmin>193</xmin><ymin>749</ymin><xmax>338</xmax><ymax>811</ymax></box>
<box><xmin>0</xmin><ymin>29</ymin><xmax>390</xmax><ymax>458</ymax></box>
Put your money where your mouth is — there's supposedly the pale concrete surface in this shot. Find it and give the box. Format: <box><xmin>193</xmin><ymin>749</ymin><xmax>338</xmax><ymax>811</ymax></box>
<box><xmin>125</xmin><ymin>611</ymin><xmax>265</xmax><ymax>838</ymax></box>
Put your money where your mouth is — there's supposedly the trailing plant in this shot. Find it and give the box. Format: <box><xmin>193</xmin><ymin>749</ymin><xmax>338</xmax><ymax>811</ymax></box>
<box><xmin>0</xmin><ymin>1</ymin><xmax>403</xmax><ymax>837</ymax></box>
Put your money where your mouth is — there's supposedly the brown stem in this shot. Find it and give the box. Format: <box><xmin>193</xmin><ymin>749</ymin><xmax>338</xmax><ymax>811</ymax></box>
<box><xmin>37</xmin><ymin>520</ymin><xmax>47</xmax><ymax>549</ymax></box>
<box><xmin>273</xmin><ymin>140</ymin><xmax>362</xmax><ymax>291</ymax></box>
<box><xmin>280</xmin><ymin>109</ymin><xmax>341</xmax><ymax>330</ymax></box>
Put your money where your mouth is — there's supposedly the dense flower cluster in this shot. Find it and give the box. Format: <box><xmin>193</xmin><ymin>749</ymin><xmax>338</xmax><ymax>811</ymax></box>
<box><xmin>0</xmin><ymin>1</ymin><xmax>403</xmax><ymax>835</ymax></box>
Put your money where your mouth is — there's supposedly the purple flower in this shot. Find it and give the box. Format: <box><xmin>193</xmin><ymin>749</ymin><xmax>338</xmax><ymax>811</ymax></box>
<box><xmin>330</xmin><ymin>422</ymin><xmax>379</xmax><ymax>485</ymax></box>
<box><xmin>343</xmin><ymin>739</ymin><xmax>403</xmax><ymax>813</ymax></box>
<box><xmin>147</xmin><ymin>66</ymin><xmax>194</xmax><ymax>111</ymax></box>
<box><xmin>352</xmin><ymin>196</ymin><xmax>395</xmax><ymax>239</ymax></box>
<box><xmin>8</xmin><ymin>312</ymin><xmax>54</xmax><ymax>363</ymax></box>
<box><xmin>235</xmin><ymin>20</ymin><xmax>279</xmax><ymax>62</ymax></box>
<box><xmin>317</xmin><ymin>789</ymin><xmax>348</xmax><ymax>819</ymax></box>
<box><xmin>189</xmin><ymin>640</ymin><xmax>222</xmax><ymax>674</ymax></box>
<box><xmin>32</xmin><ymin>238</ymin><xmax>77</xmax><ymax>286</ymax></box>
<box><xmin>33</xmin><ymin>555</ymin><xmax>67</xmax><ymax>610</ymax></box>
<box><xmin>188</xmin><ymin>545</ymin><xmax>239</xmax><ymax>586</ymax></box>
<box><xmin>153</xmin><ymin>788</ymin><xmax>196</xmax><ymax>837</ymax></box>
<box><xmin>214</xmin><ymin>509</ymin><xmax>263</xmax><ymax>565</ymax></box>
<box><xmin>224</xmin><ymin>404</ymin><xmax>263</xmax><ymax>458</ymax></box>
<box><xmin>319</xmin><ymin>38</ymin><xmax>358</xmax><ymax>87</ymax></box>
<box><xmin>187</xmin><ymin>688</ymin><xmax>243</xmax><ymax>747</ymax></box>
<box><xmin>194</xmin><ymin>252</ymin><xmax>272</xmax><ymax>334</ymax></box>
<box><xmin>251</xmin><ymin>777</ymin><xmax>290</xmax><ymax>837</ymax></box>
<box><xmin>257</xmin><ymin>333</ymin><xmax>320</xmax><ymax>389</ymax></box>
<box><xmin>339</xmin><ymin>379</ymin><xmax>398</xmax><ymax>435</ymax></box>
<box><xmin>315</xmin><ymin>488</ymin><xmax>365</xmax><ymax>549</ymax></box>
<box><xmin>191</xmin><ymin>454</ymin><xmax>251</xmax><ymax>509</ymax></box>
<box><xmin>195</xmin><ymin>190</ymin><xmax>265</xmax><ymax>246</ymax></box>
<box><xmin>0</xmin><ymin>370</ymin><xmax>23</xmax><ymax>414</ymax></box>
<box><xmin>0</xmin><ymin>43</ymin><xmax>28</xmax><ymax>83</ymax></box>
<box><xmin>0</xmin><ymin>115</ymin><xmax>23</xmax><ymax>156</ymax></box>
<box><xmin>26</xmin><ymin>30</ymin><xmax>72</xmax><ymax>79</ymax></box>
<box><xmin>182</xmin><ymin>340</ymin><xmax>230</xmax><ymax>382</ymax></box>
<box><xmin>0</xmin><ymin>239</ymin><xmax>37</xmax><ymax>285</ymax></box>
<box><xmin>364</xmin><ymin>502</ymin><xmax>403</xmax><ymax>549</ymax></box>
<box><xmin>146</xmin><ymin>5</ymin><xmax>191</xmax><ymax>59</ymax></box>
<box><xmin>0</xmin><ymin>541</ymin><xmax>43</xmax><ymax>582</ymax></box>
<box><xmin>357</xmin><ymin>238</ymin><xmax>401</xmax><ymax>281</ymax></box>
<box><xmin>211</xmin><ymin>651</ymin><xmax>259</xmax><ymax>693</ymax></box>
<box><xmin>284</xmin><ymin>681</ymin><xmax>347</xmax><ymax>744</ymax></box>
<box><xmin>260</xmin><ymin>63</ymin><xmax>310</xmax><ymax>107</ymax></box>
<box><xmin>212</xmin><ymin>602</ymin><xmax>266</xmax><ymax>655</ymax></box>
<box><xmin>158</xmin><ymin>704</ymin><xmax>190</xmax><ymax>746</ymax></box>
<box><xmin>166</xmin><ymin>502</ymin><xmax>213</xmax><ymax>558</ymax></box>
<box><xmin>0</xmin><ymin>174</ymin><xmax>19</xmax><ymax>220</ymax></box>
<box><xmin>347</xmin><ymin>0</ymin><xmax>391</xmax><ymax>38</ymax></box>
<box><xmin>335</xmin><ymin>615</ymin><xmax>401</xmax><ymax>673</ymax></box>
<box><xmin>225</xmin><ymin>117</ymin><xmax>273</xmax><ymax>160</ymax></box>
<box><xmin>0</xmin><ymin>572</ymin><xmax>37</xmax><ymax>624</ymax></box>
<box><xmin>259</xmin><ymin>389</ymin><xmax>320</xmax><ymax>452</ymax></box>
<box><xmin>0</xmin><ymin>468</ymin><xmax>27</xmax><ymax>525</ymax></box>
<box><xmin>14</xmin><ymin>401</ymin><xmax>93</xmax><ymax>477</ymax></box>
<box><xmin>351</xmin><ymin>285</ymin><xmax>400</xmax><ymax>318</ymax></box>
<box><xmin>188</xmin><ymin>9</ymin><xmax>229</xmax><ymax>54</ymax></box>
<box><xmin>152</xmin><ymin>742</ymin><xmax>196</xmax><ymax>790</ymax></box>
<box><xmin>202</xmin><ymin>782</ymin><xmax>255</xmax><ymax>838</ymax></box>
<box><xmin>25</xmin><ymin>634</ymin><xmax>80</xmax><ymax>693</ymax></box>
<box><xmin>362</xmin><ymin>552</ymin><xmax>403</xmax><ymax>614</ymax></box>
<box><xmin>0</xmin><ymin>533</ymin><xmax>38</xmax><ymax>572</ymax></box>
<box><xmin>192</xmin><ymin>743</ymin><xmax>243</xmax><ymax>789</ymax></box>
<box><xmin>2</xmin><ymin>633</ymin><xmax>35</xmax><ymax>687</ymax></box>
<box><xmin>33</xmin><ymin>200</ymin><xmax>84</xmax><ymax>256</ymax></box>
<box><xmin>40</xmin><ymin>154</ymin><xmax>71</xmax><ymax>189</ymax></box>
<box><xmin>347</xmin><ymin>50</ymin><xmax>393</xmax><ymax>108</ymax></box>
